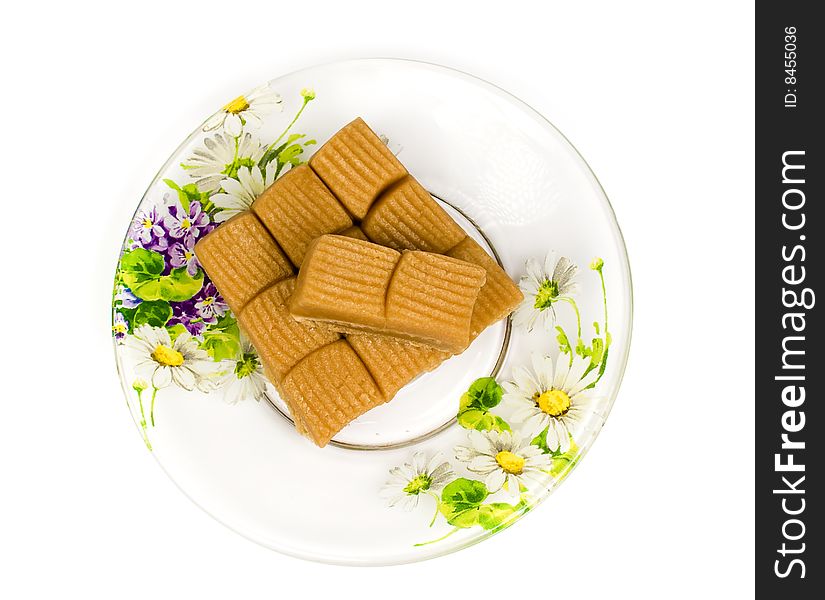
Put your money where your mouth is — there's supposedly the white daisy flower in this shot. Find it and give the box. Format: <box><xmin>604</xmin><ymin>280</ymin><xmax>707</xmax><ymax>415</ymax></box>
<box><xmin>219</xmin><ymin>335</ymin><xmax>268</xmax><ymax>405</ymax></box>
<box><xmin>503</xmin><ymin>353</ymin><xmax>602</xmax><ymax>453</ymax></box>
<box><xmin>513</xmin><ymin>252</ymin><xmax>579</xmax><ymax>332</ymax></box>
<box><xmin>211</xmin><ymin>165</ymin><xmax>276</xmax><ymax>222</ymax></box>
<box><xmin>126</xmin><ymin>325</ymin><xmax>217</xmax><ymax>392</ymax></box>
<box><xmin>454</xmin><ymin>429</ymin><xmax>552</xmax><ymax>499</ymax></box>
<box><xmin>203</xmin><ymin>84</ymin><xmax>283</xmax><ymax>136</ymax></box>
<box><xmin>182</xmin><ymin>132</ymin><xmax>266</xmax><ymax>193</ymax></box>
<box><xmin>380</xmin><ymin>452</ymin><xmax>454</xmax><ymax>511</ymax></box>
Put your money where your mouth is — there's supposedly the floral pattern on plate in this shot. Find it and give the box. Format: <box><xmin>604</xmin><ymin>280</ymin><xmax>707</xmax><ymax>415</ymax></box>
<box><xmin>381</xmin><ymin>255</ymin><xmax>612</xmax><ymax>546</ymax></box>
<box><xmin>112</xmin><ymin>85</ymin><xmax>317</xmax><ymax>449</ymax></box>
<box><xmin>112</xmin><ymin>82</ymin><xmax>616</xmax><ymax>550</ymax></box>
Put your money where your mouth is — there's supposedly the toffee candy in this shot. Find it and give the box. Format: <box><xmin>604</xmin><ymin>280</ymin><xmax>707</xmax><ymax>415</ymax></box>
<box><xmin>446</xmin><ymin>237</ymin><xmax>526</xmax><ymax>339</ymax></box>
<box><xmin>280</xmin><ymin>340</ymin><xmax>385</xmax><ymax>447</ymax></box>
<box><xmin>314</xmin><ymin>117</ymin><xmax>523</xmax><ymax>338</ymax></box>
<box><xmin>238</xmin><ymin>278</ymin><xmax>340</xmax><ymax>382</ymax></box>
<box><xmin>361</xmin><ymin>176</ymin><xmax>465</xmax><ymax>254</ymax></box>
<box><xmin>290</xmin><ymin>235</ymin><xmax>486</xmax><ymax>353</ymax></box>
<box><xmin>251</xmin><ymin>164</ymin><xmax>352</xmax><ymax>266</ymax></box>
<box><xmin>347</xmin><ymin>334</ymin><xmax>448</xmax><ymax>400</ymax></box>
<box><xmin>357</xmin><ymin>176</ymin><xmax>523</xmax><ymax>338</ymax></box>
<box><xmin>308</xmin><ymin>117</ymin><xmax>407</xmax><ymax>220</ymax></box>
<box><xmin>193</xmin><ymin>211</ymin><xmax>292</xmax><ymax>314</ymax></box>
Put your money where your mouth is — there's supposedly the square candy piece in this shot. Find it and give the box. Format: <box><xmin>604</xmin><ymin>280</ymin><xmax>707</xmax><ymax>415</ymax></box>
<box><xmin>347</xmin><ymin>334</ymin><xmax>448</xmax><ymax>400</ymax></box>
<box><xmin>280</xmin><ymin>340</ymin><xmax>385</xmax><ymax>447</ymax></box>
<box><xmin>384</xmin><ymin>251</ymin><xmax>486</xmax><ymax>352</ymax></box>
<box><xmin>290</xmin><ymin>235</ymin><xmax>486</xmax><ymax>353</ymax></box>
<box><xmin>308</xmin><ymin>118</ymin><xmax>407</xmax><ymax>219</ymax></box>
<box><xmin>289</xmin><ymin>235</ymin><xmax>399</xmax><ymax>331</ymax></box>
<box><xmin>361</xmin><ymin>176</ymin><xmax>466</xmax><ymax>254</ymax></box>
<box><xmin>446</xmin><ymin>237</ymin><xmax>524</xmax><ymax>339</ymax></box>
<box><xmin>251</xmin><ymin>165</ymin><xmax>352</xmax><ymax>266</ymax></box>
<box><xmin>238</xmin><ymin>277</ymin><xmax>340</xmax><ymax>382</ymax></box>
<box><xmin>194</xmin><ymin>211</ymin><xmax>293</xmax><ymax>314</ymax></box>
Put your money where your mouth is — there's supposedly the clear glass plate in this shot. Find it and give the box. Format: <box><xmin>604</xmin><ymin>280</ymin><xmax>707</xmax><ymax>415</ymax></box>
<box><xmin>112</xmin><ymin>58</ymin><xmax>633</xmax><ymax>565</ymax></box>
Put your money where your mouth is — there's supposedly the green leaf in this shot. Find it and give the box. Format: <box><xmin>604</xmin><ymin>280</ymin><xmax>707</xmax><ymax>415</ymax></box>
<box><xmin>200</xmin><ymin>313</ymin><xmax>241</xmax><ymax>361</ymax></box>
<box><xmin>589</xmin><ymin>337</ymin><xmax>605</xmax><ymax>370</ymax></box>
<box><xmin>439</xmin><ymin>478</ymin><xmax>490</xmax><ymax>528</ymax></box>
<box><xmin>457</xmin><ymin>378</ymin><xmax>508</xmax><ymax>432</ymax></box>
<box><xmin>132</xmin><ymin>300</ymin><xmax>172</xmax><ymax>328</ymax></box>
<box><xmin>259</xmin><ymin>133</ymin><xmax>306</xmax><ymax>169</ymax></box>
<box><xmin>163</xmin><ymin>179</ymin><xmax>211</xmax><ymax>213</ymax></box>
<box><xmin>278</xmin><ymin>142</ymin><xmax>306</xmax><ymax>167</ymax></box>
<box><xmin>457</xmin><ymin>409</ymin><xmax>510</xmax><ymax>432</ymax></box>
<box><xmin>465</xmin><ymin>377</ymin><xmax>503</xmax><ymax>410</ymax></box>
<box><xmin>161</xmin><ymin>267</ymin><xmax>204</xmax><ymax>301</ymax></box>
<box><xmin>457</xmin><ymin>408</ymin><xmax>486</xmax><ymax>430</ymax></box>
<box><xmin>119</xmin><ymin>249</ymin><xmax>203</xmax><ymax>302</ymax></box>
<box><xmin>439</xmin><ymin>503</ymin><xmax>482</xmax><ymax>528</ymax></box>
<box><xmin>556</xmin><ymin>325</ymin><xmax>572</xmax><ymax>354</ymax></box>
<box><xmin>166</xmin><ymin>323</ymin><xmax>188</xmax><ymax>343</ymax></box>
<box><xmin>120</xmin><ymin>249</ymin><xmax>166</xmax><ymax>300</ymax></box>
<box><xmin>531</xmin><ymin>426</ymin><xmax>552</xmax><ymax>454</ymax></box>
<box><xmin>550</xmin><ymin>439</ymin><xmax>581</xmax><ymax>479</ymax></box>
<box><xmin>117</xmin><ymin>307</ymin><xmax>137</xmax><ymax>334</ymax></box>
<box><xmin>477</xmin><ymin>502</ymin><xmax>519</xmax><ymax>531</ymax></box>
<box><xmin>441</xmin><ymin>478</ymin><xmax>488</xmax><ymax>508</ymax></box>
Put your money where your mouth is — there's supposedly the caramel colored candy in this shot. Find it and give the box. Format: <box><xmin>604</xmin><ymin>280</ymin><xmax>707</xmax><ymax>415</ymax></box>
<box><xmin>251</xmin><ymin>165</ymin><xmax>352</xmax><ymax>266</ymax></box>
<box><xmin>308</xmin><ymin>118</ymin><xmax>407</xmax><ymax>219</ymax></box>
<box><xmin>361</xmin><ymin>177</ymin><xmax>465</xmax><ymax>253</ymax></box>
<box><xmin>337</xmin><ymin>225</ymin><xmax>369</xmax><ymax>241</ymax></box>
<box><xmin>194</xmin><ymin>212</ymin><xmax>292</xmax><ymax>314</ymax></box>
<box><xmin>280</xmin><ymin>340</ymin><xmax>385</xmax><ymax>447</ymax></box>
<box><xmin>238</xmin><ymin>278</ymin><xmax>340</xmax><ymax>382</ymax></box>
<box><xmin>289</xmin><ymin>235</ymin><xmax>398</xmax><ymax>331</ymax></box>
<box><xmin>384</xmin><ymin>251</ymin><xmax>486</xmax><ymax>352</ymax></box>
<box><xmin>290</xmin><ymin>235</ymin><xmax>486</xmax><ymax>352</ymax></box>
<box><xmin>446</xmin><ymin>237</ymin><xmax>524</xmax><ymax>338</ymax></box>
<box><xmin>347</xmin><ymin>334</ymin><xmax>448</xmax><ymax>399</ymax></box>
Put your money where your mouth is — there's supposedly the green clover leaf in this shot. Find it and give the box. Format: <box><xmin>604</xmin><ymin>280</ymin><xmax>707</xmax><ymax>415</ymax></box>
<box><xmin>162</xmin><ymin>267</ymin><xmax>204</xmax><ymax>301</ymax></box>
<box><xmin>200</xmin><ymin>313</ymin><xmax>241</xmax><ymax>361</ymax></box>
<box><xmin>439</xmin><ymin>478</ymin><xmax>489</xmax><ymax>528</ymax></box>
<box><xmin>457</xmin><ymin>377</ymin><xmax>510</xmax><ymax>432</ymax></box>
<box><xmin>132</xmin><ymin>300</ymin><xmax>172</xmax><ymax>328</ymax></box>
<box><xmin>120</xmin><ymin>249</ymin><xmax>203</xmax><ymax>302</ymax></box>
<box><xmin>477</xmin><ymin>502</ymin><xmax>519</xmax><ymax>532</ymax></box>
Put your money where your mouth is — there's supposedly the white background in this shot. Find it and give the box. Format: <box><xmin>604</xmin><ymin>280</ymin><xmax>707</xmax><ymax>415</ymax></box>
<box><xmin>1</xmin><ymin>1</ymin><xmax>754</xmax><ymax>598</ymax></box>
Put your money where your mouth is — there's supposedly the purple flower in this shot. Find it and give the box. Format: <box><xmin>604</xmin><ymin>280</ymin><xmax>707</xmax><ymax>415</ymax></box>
<box><xmin>193</xmin><ymin>282</ymin><xmax>229</xmax><ymax>322</ymax></box>
<box><xmin>112</xmin><ymin>312</ymin><xmax>129</xmax><ymax>341</ymax></box>
<box><xmin>167</xmin><ymin>236</ymin><xmax>201</xmax><ymax>276</ymax></box>
<box><xmin>130</xmin><ymin>206</ymin><xmax>166</xmax><ymax>246</ymax></box>
<box><xmin>114</xmin><ymin>285</ymin><xmax>142</xmax><ymax>309</ymax></box>
<box><xmin>164</xmin><ymin>200</ymin><xmax>210</xmax><ymax>245</ymax></box>
<box><xmin>168</xmin><ymin>301</ymin><xmax>207</xmax><ymax>337</ymax></box>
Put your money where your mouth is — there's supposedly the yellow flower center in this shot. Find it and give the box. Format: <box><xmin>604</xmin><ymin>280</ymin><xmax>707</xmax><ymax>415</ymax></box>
<box><xmin>184</xmin><ymin>250</ymin><xmax>194</xmax><ymax>261</ymax></box>
<box><xmin>180</xmin><ymin>218</ymin><xmax>191</xmax><ymax>229</ymax></box>
<box><xmin>142</xmin><ymin>218</ymin><xmax>153</xmax><ymax>229</ymax></box>
<box><xmin>495</xmin><ymin>451</ymin><xmax>525</xmax><ymax>475</ymax></box>
<box><xmin>112</xmin><ymin>323</ymin><xmax>127</xmax><ymax>335</ymax></box>
<box><xmin>151</xmin><ymin>345</ymin><xmax>184</xmax><ymax>367</ymax></box>
<box><xmin>536</xmin><ymin>389</ymin><xmax>571</xmax><ymax>417</ymax></box>
<box><xmin>202</xmin><ymin>296</ymin><xmax>214</xmax><ymax>306</ymax></box>
<box><xmin>223</xmin><ymin>95</ymin><xmax>250</xmax><ymax>114</ymax></box>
